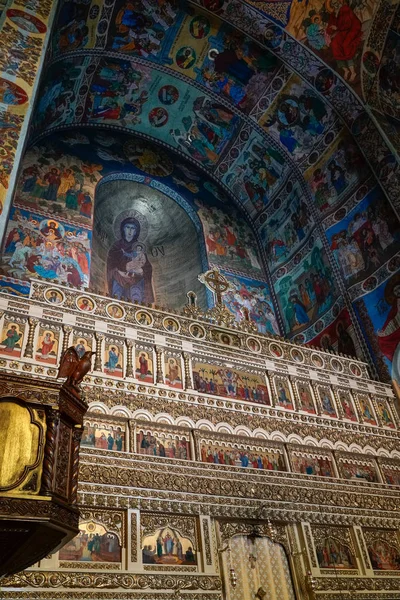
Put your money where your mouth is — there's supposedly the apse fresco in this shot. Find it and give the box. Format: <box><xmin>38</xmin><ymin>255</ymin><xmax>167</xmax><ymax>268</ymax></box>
<box><xmin>325</xmin><ymin>187</ymin><xmax>400</xmax><ymax>286</ymax></box>
<box><xmin>305</xmin><ymin>131</ymin><xmax>369</xmax><ymax>215</ymax></box>
<box><xmin>259</xmin><ymin>181</ymin><xmax>315</xmax><ymax>271</ymax></box>
<box><xmin>222</xmin><ymin>272</ymin><xmax>280</xmax><ymax>335</ymax></box>
<box><xmin>274</xmin><ymin>240</ymin><xmax>335</xmax><ymax>336</ymax></box>
<box><xmin>259</xmin><ymin>74</ymin><xmax>335</xmax><ymax>162</ymax></box>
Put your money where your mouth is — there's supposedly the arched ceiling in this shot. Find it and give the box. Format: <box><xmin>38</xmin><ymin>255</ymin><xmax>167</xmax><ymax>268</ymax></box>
<box><xmin>33</xmin><ymin>0</ymin><xmax>396</xmax><ymax>225</ymax></box>
<box><xmin>31</xmin><ymin>0</ymin><xmax>400</xmax><ymax>222</ymax></box>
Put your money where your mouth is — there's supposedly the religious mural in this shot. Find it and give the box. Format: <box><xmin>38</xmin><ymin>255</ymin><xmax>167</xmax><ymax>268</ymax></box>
<box><xmin>259</xmin><ymin>181</ymin><xmax>314</xmax><ymax>272</ymax></box>
<box><xmin>35</xmin><ymin>327</ymin><xmax>59</xmax><ymax>364</ymax></box>
<box><xmin>0</xmin><ymin>319</ymin><xmax>24</xmax><ymax>358</ymax></box>
<box><xmin>104</xmin><ymin>341</ymin><xmax>124</xmax><ymax>377</ymax></box>
<box><xmin>221</xmin><ymin>272</ymin><xmax>279</xmax><ymax>335</ymax></box>
<box><xmin>137</xmin><ymin>428</ymin><xmax>190</xmax><ymax>460</ymax></box>
<box><xmin>199</xmin><ymin>438</ymin><xmax>286</xmax><ymax>471</ymax></box>
<box><xmin>135</xmin><ymin>348</ymin><xmax>154</xmax><ymax>383</ymax></box>
<box><xmin>164</xmin><ymin>356</ymin><xmax>183</xmax><ymax>389</ymax></box>
<box><xmin>325</xmin><ymin>187</ymin><xmax>400</xmax><ymax>286</ymax></box>
<box><xmin>367</xmin><ymin>536</ymin><xmax>400</xmax><ymax>571</ymax></box>
<box><xmin>375</xmin><ymin>398</ymin><xmax>396</xmax><ymax>428</ymax></box>
<box><xmin>289</xmin><ymin>448</ymin><xmax>335</xmax><ymax>477</ymax></box>
<box><xmin>356</xmin><ymin>393</ymin><xmax>377</xmax><ymax>426</ymax></box>
<box><xmin>59</xmin><ymin>520</ymin><xmax>121</xmax><ymax>563</ymax></box>
<box><xmin>81</xmin><ymin>422</ymin><xmax>126</xmax><ymax>452</ymax></box>
<box><xmin>304</xmin><ymin>308</ymin><xmax>358</xmax><ymax>357</ymax></box>
<box><xmin>142</xmin><ymin>525</ymin><xmax>197</xmax><ymax>566</ymax></box>
<box><xmin>337</xmin><ymin>457</ymin><xmax>379</xmax><ymax>483</ymax></box>
<box><xmin>271</xmin><ymin>376</ymin><xmax>294</xmax><ymax>410</ymax></box>
<box><xmin>294</xmin><ymin>381</ymin><xmax>316</xmax><ymax>413</ymax></box>
<box><xmin>381</xmin><ymin>465</ymin><xmax>400</xmax><ymax>486</ymax></box>
<box><xmin>193</xmin><ymin>361</ymin><xmax>270</xmax><ymax>404</ymax></box>
<box><xmin>274</xmin><ymin>240</ymin><xmax>335</xmax><ymax>336</ymax></box>
<box><xmin>314</xmin><ymin>529</ymin><xmax>357</xmax><ymax>570</ymax></box>
<box><xmin>336</xmin><ymin>389</ymin><xmax>358</xmax><ymax>422</ymax></box>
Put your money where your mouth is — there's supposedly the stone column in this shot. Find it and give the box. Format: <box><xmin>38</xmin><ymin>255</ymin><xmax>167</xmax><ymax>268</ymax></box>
<box><xmin>155</xmin><ymin>346</ymin><xmax>164</xmax><ymax>384</ymax></box>
<box><xmin>125</xmin><ymin>339</ymin><xmax>134</xmax><ymax>378</ymax></box>
<box><xmin>0</xmin><ymin>0</ymin><xmax>57</xmax><ymax>243</ymax></box>
<box><xmin>23</xmin><ymin>317</ymin><xmax>38</xmax><ymax>358</ymax></box>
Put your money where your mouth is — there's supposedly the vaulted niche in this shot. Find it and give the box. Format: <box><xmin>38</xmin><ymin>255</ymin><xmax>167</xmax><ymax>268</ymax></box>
<box><xmin>91</xmin><ymin>179</ymin><xmax>208</xmax><ymax>310</ymax></box>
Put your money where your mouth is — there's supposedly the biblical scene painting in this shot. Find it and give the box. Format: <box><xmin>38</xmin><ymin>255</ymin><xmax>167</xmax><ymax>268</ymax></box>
<box><xmin>135</xmin><ymin>348</ymin><xmax>154</xmax><ymax>383</ymax></box>
<box><xmin>356</xmin><ymin>394</ymin><xmax>377</xmax><ymax>426</ymax></box>
<box><xmin>260</xmin><ymin>182</ymin><xmax>315</xmax><ymax>271</ymax></box>
<box><xmin>104</xmin><ymin>341</ymin><xmax>123</xmax><ymax>377</ymax></box>
<box><xmin>35</xmin><ymin>327</ymin><xmax>59</xmax><ymax>364</ymax></box>
<box><xmin>59</xmin><ymin>520</ymin><xmax>121</xmax><ymax>563</ymax></box>
<box><xmin>81</xmin><ymin>421</ymin><xmax>125</xmax><ymax>452</ymax></box>
<box><xmin>313</xmin><ymin>529</ymin><xmax>357</xmax><ymax>570</ymax></box>
<box><xmin>274</xmin><ymin>241</ymin><xmax>335</xmax><ymax>336</ymax></box>
<box><xmin>289</xmin><ymin>448</ymin><xmax>335</xmax><ymax>477</ymax></box>
<box><xmin>164</xmin><ymin>356</ymin><xmax>183</xmax><ymax>389</ymax></box>
<box><xmin>91</xmin><ymin>179</ymin><xmax>207</xmax><ymax>311</ymax></box>
<box><xmin>259</xmin><ymin>75</ymin><xmax>335</xmax><ymax>162</ymax></box>
<box><xmin>337</xmin><ymin>457</ymin><xmax>379</xmax><ymax>483</ymax></box>
<box><xmin>193</xmin><ymin>361</ymin><xmax>270</xmax><ymax>404</ymax></box>
<box><xmin>196</xmin><ymin>199</ymin><xmax>263</xmax><ymax>278</ymax></box>
<box><xmin>222</xmin><ymin>272</ymin><xmax>279</xmax><ymax>335</ymax></box>
<box><xmin>305</xmin><ymin>131</ymin><xmax>368</xmax><ymax>215</ymax></box>
<box><xmin>142</xmin><ymin>525</ymin><xmax>197</xmax><ymax>566</ymax></box>
<box><xmin>366</xmin><ymin>535</ymin><xmax>400</xmax><ymax>571</ymax></box>
<box><xmin>199</xmin><ymin>437</ymin><xmax>286</xmax><ymax>471</ymax></box>
<box><xmin>316</xmin><ymin>385</ymin><xmax>337</xmax><ymax>418</ymax></box>
<box><xmin>381</xmin><ymin>465</ymin><xmax>400</xmax><ymax>486</ymax></box>
<box><xmin>0</xmin><ymin>320</ymin><xmax>24</xmax><ymax>358</ymax></box>
<box><xmin>1</xmin><ymin>205</ymin><xmax>91</xmax><ymax>287</ymax></box>
<box><xmin>272</xmin><ymin>376</ymin><xmax>294</xmax><ymax>410</ymax></box>
<box><xmin>73</xmin><ymin>335</ymin><xmax>93</xmax><ymax>357</ymax></box>
<box><xmin>137</xmin><ymin>427</ymin><xmax>190</xmax><ymax>460</ymax></box>
<box><xmin>325</xmin><ymin>187</ymin><xmax>400</xmax><ymax>286</ymax></box>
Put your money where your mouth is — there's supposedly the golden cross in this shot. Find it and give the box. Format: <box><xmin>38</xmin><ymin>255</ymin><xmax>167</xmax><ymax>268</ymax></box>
<box><xmin>198</xmin><ymin>268</ymin><xmax>231</xmax><ymax>305</ymax></box>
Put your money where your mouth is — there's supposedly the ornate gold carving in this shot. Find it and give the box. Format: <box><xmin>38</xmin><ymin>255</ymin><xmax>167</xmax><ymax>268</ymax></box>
<box><xmin>201</xmin><ymin>518</ymin><xmax>212</xmax><ymax>566</ymax></box>
<box><xmin>94</xmin><ymin>333</ymin><xmax>104</xmax><ymax>372</ymax></box>
<box><xmin>131</xmin><ymin>512</ymin><xmax>138</xmax><ymax>562</ymax></box>
<box><xmin>155</xmin><ymin>347</ymin><xmax>164</xmax><ymax>384</ymax></box>
<box><xmin>125</xmin><ymin>339</ymin><xmax>134</xmax><ymax>378</ymax></box>
<box><xmin>23</xmin><ymin>317</ymin><xmax>39</xmax><ymax>358</ymax></box>
<box><xmin>356</xmin><ymin>528</ymin><xmax>372</xmax><ymax>570</ymax></box>
<box><xmin>40</xmin><ymin>408</ymin><xmax>60</xmax><ymax>496</ymax></box>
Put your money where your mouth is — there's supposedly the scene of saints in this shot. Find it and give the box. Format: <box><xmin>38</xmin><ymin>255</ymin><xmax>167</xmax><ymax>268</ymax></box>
<box><xmin>315</xmin><ymin>536</ymin><xmax>357</xmax><ymax>570</ymax></box>
<box><xmin>382</xmin><ymin>467</ymin><xmax>400</xmax><ymax>487</ymax></box>
<box><xmin>0</xmin><ymin>322</ymin><xmax>24</xmax><ymax>358</ymax></box>
<box><xmin>2</xmin><ymin>206</ymin><xmax>91</xmax><ymax>287</ymax></box>
<box><xmin>339</xmin><ymin>460</ymin><xmax>379</xmax><ymax>483</ymax></box>
<box><xmin>260</xmin><ymin>185</ymin><xmax>314</xmax><ymax>270</ymax></box>
<box><xmin>35</xmin><ymin>329</ymin><xmax>59</xmax><ymax>364</ymax></box>
<box><xmin>59</xmin><ymin>521</ymin><xmax>121</xmax><ymax>563</ymax></box>
<box><xmin>107</xmin><ymin>215</ymin><xmax>154</xmax><ymax>304</ymax></box>
<box><xmin>357</xmin><ymin>395</ymin><xmax>377</xmax><ymax>426</ymax></box>
<box><xmin>275</xmin><ymin>244</ymin><xmax>335</xmax><ymax>335</ymax></box>
<box><xmin>81</xmin><ymin>423</ymin><xmax>125</xmax><ymax>452</ymax></box>
<box><xmin>164</xmin><ymin>357</ymin><xmax>183</xmax><ymax>389</ymax></box>
<box><xmin>200</xmin><ymin>441</ymin><xmax>286</xmax><ymax>471</ymax></box>
<box><xmin>306</xmin><ymin>134</ymin><xmax>367</xmax><ymax>214</ymax></box>
<box><xmin>328</xmin><ymin>190</ymin><xmax>400</xmax><ymax>285</ymax></box>
<box><xmin>375</xmin><ymin>400</ymin><xmax>395</xmax><ymax>428</ymax></box>
<box><xmin>318</xmin><ymin>388</ymin><xmax>337</xmax><ymax>417</ymax></box>
<box><xmin>193</xmin><ymin>362</ymin><xmax>270</xmax><ymax>404</ymax></box>
<box><xmin>290</xmin><ymin>452</ymin><xmax>334</xmax><ymax>477</ymax></box>
<box><xmin>137</xmin><ymin>430</ymin><xmax>190</xmax><ymax>460</ymax></box>
<box><xmin>337</xmin><ymin>391</ymin><xmax>358</xmax><ymax>422</ymax></box>
<box><xmin>142</xmin><ymin>526</ymin><xmax>197</xmax><ymax>566</ymax></box>
<box><xmin>286</xmin><ymin>0</ymin><xmax>376</xmax><ymax>88</ymax></box>
<box><xmin>222</xmin><ymin>273</ymin><xmax>279</xmax><ymax>335</ymax></box>
<box><xmin>296</xmin><ymin>383</ymin><xmax>316</xmax><ymax>413</ymax></box>
<box><xmin>15</xmin><ymin>144</ymin><xmax>101</xmax><ymax>225</ymax></box>
<box><xmin>104</xmin><ymin>343</ymin><xmax>123</xmax><ymax>377</ymax></box>
<box><xmin>223</xmin><ymin>133</ymin><xmax>286</xmax><ymax>211</ymax></box>
<box><xmin>135</xmin><ymin>349</ymin><xmax>153</xmax><ymax>383</ymax></box>
<box><xmin>367</xmin><ymin>539</ymin><xmax>400</xmax><ymax>571</ymax></box>
<box><xmin>261</xmin><ymin>76</ymin><xmax>335</xmax><ymax>161</ymax></box>
<box><xmin>274</xmin><ymin>379</ymin><xmax>294</xmax><ymax>410</ymax></box>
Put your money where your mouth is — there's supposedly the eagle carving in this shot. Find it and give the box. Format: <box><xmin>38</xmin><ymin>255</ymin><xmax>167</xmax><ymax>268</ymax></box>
<box><xmin>57</xmin><ymin>347</ymin><xmax>95</xmax><ymax>387</ymax></box>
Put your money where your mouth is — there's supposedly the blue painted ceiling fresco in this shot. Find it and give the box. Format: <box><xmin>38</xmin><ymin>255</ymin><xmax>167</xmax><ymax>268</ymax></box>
<box><xmin>4</xmin><ymin>0</ymin><xmax>400</xmax><ymax>388</ymax></box>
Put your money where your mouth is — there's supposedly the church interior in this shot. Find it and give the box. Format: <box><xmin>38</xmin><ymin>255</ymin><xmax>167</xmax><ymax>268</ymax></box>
<box><xmin>0</xmin><ymin>0</ymin><xmax>400</xmax><ymax>598</ymax></box>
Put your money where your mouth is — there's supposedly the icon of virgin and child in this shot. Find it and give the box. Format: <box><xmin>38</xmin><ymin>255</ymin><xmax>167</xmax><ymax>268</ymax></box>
<box><xmin>107</xmin><ymin>216</ymin><xmax>154</xmax><ymax>304</ymax></box>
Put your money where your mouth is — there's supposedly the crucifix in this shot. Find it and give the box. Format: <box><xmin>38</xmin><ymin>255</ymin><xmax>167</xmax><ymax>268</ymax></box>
<box><xmin>198</xmin><ymin>268</ymin><xmax>232</xmax><ymax>305</ymax></box>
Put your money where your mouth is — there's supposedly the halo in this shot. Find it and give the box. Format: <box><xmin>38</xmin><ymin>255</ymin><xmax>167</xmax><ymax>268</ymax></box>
<box><xmin>325</xmin><ymin>0</ymin><xmax>335</xmax><ymax>13</ymax></box>
<box><xmin>113</xmin><ymin>208</ymin><xmax>149</xmax><ymax>241</ymax></box>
